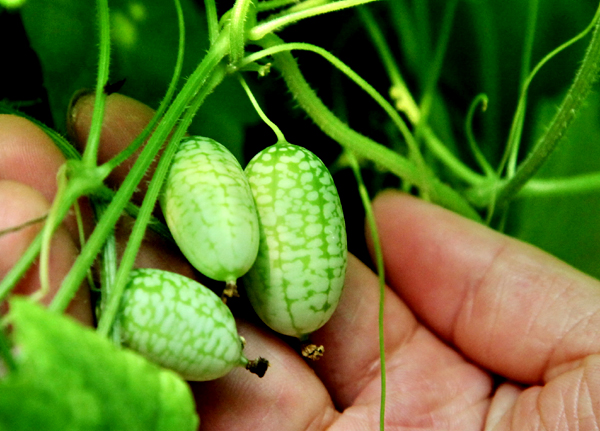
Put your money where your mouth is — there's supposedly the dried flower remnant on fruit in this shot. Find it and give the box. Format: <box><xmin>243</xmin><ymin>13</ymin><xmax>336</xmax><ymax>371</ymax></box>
<box><xmin>301</xmin><ymin>343</ymin><xmax>324</xmax><ymax>361</ymax></box>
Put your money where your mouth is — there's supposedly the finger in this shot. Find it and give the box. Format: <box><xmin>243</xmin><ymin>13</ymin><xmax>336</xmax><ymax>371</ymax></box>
<box><xmin>0</xmin><ymin>114</ymin><xmax>82</xmax><ymax>238</ymax></box>
<box><xmin>370</xmin><ymin>190</ymin><xmax>600</xmax><ymax>384</ymax></box>
<box><xmin>309</xmin><ymin>253</ymin><xmax>417</xmax><ymax>407</ymax></box>
<box><xmin>310</xmin><ymin>254</ymin><xmax>492</xmax><ymax>428</ymax></box>
<box><xmin>68</xmin><ymin>92</ymin><xmax>157</xmax><ymax>203</ymax></box>
<box><xmin>0</xmin><ymin>180</ymin><xmax>93</xmax><ymax>325</ymax></box>
<box><xmin>191</xmin><ymin>320</ymin><xmax>338</xmax><ymax>431</ymax></box>
<box><xmin>495</xmin><ymin>354</ymin><xmax>600</xmax><ymax>430</ymax></box>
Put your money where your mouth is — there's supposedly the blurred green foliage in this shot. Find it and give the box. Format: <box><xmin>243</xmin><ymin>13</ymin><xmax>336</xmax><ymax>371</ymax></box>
<box><xmin>2</xmin><ymin>0</ymin><xmax>600</xmax><ymax>277</ymax></box>
<box><xmin>0</xmin><ymin>299</ymin><xmax>198</xmax><ymax>430</ymax></box>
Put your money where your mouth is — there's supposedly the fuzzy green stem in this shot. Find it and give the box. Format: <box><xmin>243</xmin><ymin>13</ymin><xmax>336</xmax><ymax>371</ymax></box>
<box><xmin>357</xmin><ymin>5</ymin><xmax>419</xmax><ymax>124</ymax></box>
<box><xmin>96</xmin><ymin>63</ymin><xmax>228</xmax><ymax>338</ymax></box>
<box><xmin>248</xmin><ymin>0</ymin><xmax>380</xmax><ymax>40</ymax></box>
<box><xmin>0</xmin><ymin>233</ymin><xmax>42</xmax><ymax>303</ymax></box>
<box><xmin>239</xmin><ymin>42</ymin><xmax>424</xmax><ymax>170</ymax></box>
<box><xmin>50</xmin><ymin>32</ymin><xmax>231</xmax><ymax>314</ymax></box>
<box><xmin>204</xmin><ymin>0</ymin><xmax>219</xmax><ymax>45</ymax></box>
<box><xmin>254</xmin><ymin>36</ymin><xmax>418</xmax><ymax>181</ymax></box>
<box><xmin>230</xmin><ymin>0</ymin><xmax>255</xmax><ymax>66</ymax></box>
<box><xmin>238</xmin><ymin>74</ymin><xmax>287</xmax><ymax>144</ymax></box>
<box><xmin>414</xmin><ymin>0</ymin><xmax>457</xmax><ymax>142</ymax></box>
<box><xmin>493</xmin><ymin>18</ymin><xmax>600</xmax><ymax>207</ymax></box>
<box><xmin>38</xmin><ymin>163</ymin><xmax>109</xmax><ymax>301</ymax></box>
<box><xmin>346</xmin><ymin>151</ymin><xmax>386</xmax><ymax>431</ymax></box>
<box><xmin>517</xmin><ymin>173</ymin><xmax>600</xmax><ymax>197</ymax></box>
<box><xmin>357</xmin><ymin>5</ymin><xmax>484</xmax><ymax>186</ymax></box>
<box><xmin>465</xmin><ymin>94</ymin><xmax>495</xmax><ymax>177</ymax></box>
<box><xmin>256</xmin><ymin>0</ymin><xmax>301</xmax><ymax>12</ymax></box>
<box><xmin>258</xmin><ymin>34</ymin><xmax>481</xmax><ymax>220</ymax></box>
<box><xmin>498</xmin><ymin>2</ymin><xmax>600</xmax><ymax>181</ymax></box>
<box><xmin>505</xmin><ymin>0</ymin><xmax>539</xmax><ymax>178</ymax></box>
<box><xmin>102</xmin><ymin>0</ymin><xmax>186</xmax><ymax>172</ymax></box>
<box><xmin>82</xmin><ymin>0</ymin><xmax>111</xmax><ymax>168</ymax></box>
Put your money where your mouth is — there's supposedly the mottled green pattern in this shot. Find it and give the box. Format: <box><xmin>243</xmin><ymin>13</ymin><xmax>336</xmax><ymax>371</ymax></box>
<box><xmin>118</xmin><ymin>268</ymin><xmax>245</xmax><ymax>381</ymax></box>
<box><xmin>244</xmin><ymin>143</ymin><xmax>347</xmax><ymax>338</ymax></box>
<box><xmin>161</xmin><ymin>137</ymin><xmax>259</xmax><ymax>282</ymax></box>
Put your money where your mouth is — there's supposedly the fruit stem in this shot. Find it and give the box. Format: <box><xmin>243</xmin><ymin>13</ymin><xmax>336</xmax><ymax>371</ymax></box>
<box><xmin>237</xmin><ymin>73</ymin><xmax>288</xmax><ymax>145</ymax></box>
<box><xmin>222</xmin><ymin>281</ymin><xmax>240</xmax><ymax>303</ymax></box>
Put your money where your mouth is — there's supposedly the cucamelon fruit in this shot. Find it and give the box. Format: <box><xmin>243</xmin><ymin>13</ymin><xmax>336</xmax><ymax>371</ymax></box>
<box><xmin>118</xmin><ymin>268</ymin><xmax>267</xmax><ymax>381</ymax></box>
<box><xmin>161</xmin><ymin>136</ymin><xmax>259</xmax><ymax>295</ymax></box>
<box><xmin>243</xmin><ymin>142</ymin><xmax>347</xmax><ymax>339</ymax></box>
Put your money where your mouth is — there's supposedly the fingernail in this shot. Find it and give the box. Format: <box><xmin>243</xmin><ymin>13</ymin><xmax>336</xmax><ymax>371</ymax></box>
<box><xmin>66</xmin><ymin>88</ymin><xmax>93</xmax><ymax>142</ymax></box>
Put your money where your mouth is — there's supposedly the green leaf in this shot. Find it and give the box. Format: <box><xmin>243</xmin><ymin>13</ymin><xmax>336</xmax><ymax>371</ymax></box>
<box><xmin>508</xmin><ymin>92</ymin><xmax>600</xmax><ymax>279</ymax></box>
<box><xmin>0</xmin><ymin>298</ymin><xmax>199</xmax><ymax>431</ymax></box>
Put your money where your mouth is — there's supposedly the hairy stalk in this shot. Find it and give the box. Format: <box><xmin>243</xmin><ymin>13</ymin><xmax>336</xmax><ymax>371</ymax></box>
<box><xmin>496</xmin><ymin>2</ymin><xmax>600</xmax><ymax>186</ymax></box>
<box><xmin>82</xmin><ymin>0</ymin><xmax>111</xmax><ymax>168</ymax></box>
<box><xmin>256</xmin><ymin>0</ymin><xmax>300</xmax><ymax>12</ymax></box>
<box><xmin>505</xmin><ymin>0</ymin><xmax>539</xmax><ymax>178</ymax></box>
<box><xmin>230</xmin><ymin>0</ymin><xmax>255</xmax><ymax>66</ymax></box>
<box><xmin>0</xmin><ymin>232</ymin><xmax>42</xmax><ymax>302</ymax></box>
<box><xmin>103</xmin><ymin>0</ymin><xmax>186</xmax><ymax>172</ymax></box>
<box><xmin>414</xmin><ymin>0</ymin><xmax>458</xmax><ymax>142</ymax></box>
<box><xmin>238</xmin><ymin>74</ymin><xmax>287</xmax><ymax>144</ymax></box>
<box><xmin>37</xmin><ymin>163</ymin><xmax>109</xmax><ymax>300</ymax></box>
<box><xmin>518</xmin><ymin>173</ymin><xmax>600</xmax><ymax>197</ymax></box>
<box><xmin>50</xmin><ymin>32</ymin><xmax>231</xmax><ymax>314</ymax></box>
<box><xmin>258</xmin><ymin>34</ymin><xmax>481</xmax><ymax>220</ymax></box>
<box><xmin>346</xmin><ymin>151</ymin><xmax>386</xmax><ymax>431</ymax></box>
<box><xmin>96</xmin><ymin>63</ymin><xmax>228</xmax><ymax>337</ymax></box>
<box><xmin>493</xmin><ymin>18</ymin><xmax>600</xmax><ymax>206</ymax></box>
<box><xmin>357</xmin><ymin>6</ymin><xmax>419</xmax><ymax>124</ymax></box>
<box><xmin>240</xmin><ymin>42</ymin><xmax>422</xmax><ymax>164</ymax></box>
<box><xmin>204</xmin><ymin>0</ymin><xmax>219</xmax><ymax>45</ymax></box>
<box><xmin>465</xmin><ymin>94</ymin><xmax>495</xmax><ymax>177</ymax></box>
<box><xmin>248</xmin><ymin>0</ymin><xmax>380</xmax><ymax>40</ymax></box>
<box><xmin>357</xmin><ymin>6</ymin><xmax>484</xmax><ymax>185</ymax></box>
<box><xmin>36</xmin><ymin>0</ymin><xmax>111</xmax><ymax>299</ymax></box>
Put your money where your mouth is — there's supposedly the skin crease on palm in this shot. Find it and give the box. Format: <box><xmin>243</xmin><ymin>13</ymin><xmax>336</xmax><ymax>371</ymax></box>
<box><xmin>2</xmin><ymin>94</ymin><xmax>600</xmax><ymax>430</ymax></box>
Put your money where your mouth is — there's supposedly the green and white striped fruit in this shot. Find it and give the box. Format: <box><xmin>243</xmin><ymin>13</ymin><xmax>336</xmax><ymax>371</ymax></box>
<box><xmin>118</xmin><ymin>268</ymin><xmax>266</xmax><ymax>381</ymax></box>
<box><xmin>243</xmin><ymin>142</ymin><xmax>347</xmax><ymax>339</ymax></box>
<box><xmin>161</xmin><ymin>136</ymin><xmax>259</xmax><ymax>286</ymax></box>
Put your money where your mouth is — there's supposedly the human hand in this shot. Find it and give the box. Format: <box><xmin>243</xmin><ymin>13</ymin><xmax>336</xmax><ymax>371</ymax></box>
<box><xmin>2</xmin><ymin>94</ymin><xmax>600</xmax><ymax>430</ymax></box>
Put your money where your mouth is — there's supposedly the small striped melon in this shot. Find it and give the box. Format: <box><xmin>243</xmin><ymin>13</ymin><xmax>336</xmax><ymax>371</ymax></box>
<box><xmin>243</xmin><ymin>143</ymin><xmax>347</xmax><ymax>339</ymax></box>
<box><xmin>160</xmin><ymin>136</ymin><xmax>259</xmax><ymax>286</ymax></box>
<box><xmin>118</xmin><ymin>268</ymin><xmax>248</xmax><ymax>381</ymax></box>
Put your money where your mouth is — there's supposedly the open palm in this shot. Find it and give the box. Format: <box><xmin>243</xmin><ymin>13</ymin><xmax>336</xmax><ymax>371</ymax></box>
<box><xmin>2</xmin><ymin>94</ymin><xmax>600</xmax><ymax>430</ymax></box>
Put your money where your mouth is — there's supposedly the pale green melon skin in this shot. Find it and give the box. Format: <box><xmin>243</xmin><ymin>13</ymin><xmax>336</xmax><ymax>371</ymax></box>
<box><xmin>161</xmin><ymin>137</ymin><xmax>259</xmax><ymax>282</ymax></box>
<box><xmin>243</xmin><ymin>143</ymin><xmax>347</xmax><ymax>338</ymax></box>
<box><xmin>118</xmin><ymin>268</ymin><xmax>246</xmax><ymax>381</ymax></box>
